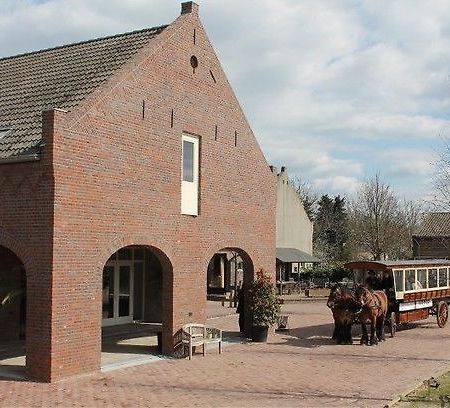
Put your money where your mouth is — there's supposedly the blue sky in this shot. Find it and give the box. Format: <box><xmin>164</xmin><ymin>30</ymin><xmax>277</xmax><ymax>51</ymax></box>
<box><xmin>1</xmin><ymin>0</ymin><xmax>449</xmax><ymax>201</ymax></box>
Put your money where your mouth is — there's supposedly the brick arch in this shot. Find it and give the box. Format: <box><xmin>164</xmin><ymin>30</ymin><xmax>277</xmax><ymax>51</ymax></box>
<box><xmin>0</xmin><ymin>229</ymin><xmax>34</xmax><ymax>276</ymax></box>
<box><xmin>203</xmin><ymin>243</ymin><xmax>256</xmax><ymax>337</ymax></box>
<box><xmin>95</xmin><ymin>233</ymin><xmax>175</xmax><ymax>355</ymax></box>
<box><xmin>95</xmin><ymin>234</ymin><xmax>174</xmax><ymax>274</ymax></box>
<box><xmin>201</xmin><ymin>242</ymin><xmax>256</xmax><ymax>275</ymax></box>
<box><xmin>203</xmin><ymin>243</ymin><xmax>256</xmax><ymax>293</ymax></box>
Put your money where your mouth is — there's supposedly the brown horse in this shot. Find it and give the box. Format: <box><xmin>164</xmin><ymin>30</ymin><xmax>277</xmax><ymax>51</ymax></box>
<box><xmin>355</xmin><ymin>285</ymin><xmax>388</xmax><ymax>346</ymax></box>
<box><xmin>327</xmin><ymin>284</ymin><xmax>359</xmax><ymax>345</ymax></box>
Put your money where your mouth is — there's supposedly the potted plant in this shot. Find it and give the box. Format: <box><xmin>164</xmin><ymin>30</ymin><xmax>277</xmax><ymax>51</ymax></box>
<box><xmin>249</xmin><ymin>269</ymin><xmax>281</xmax><ymax>342</ymax></box>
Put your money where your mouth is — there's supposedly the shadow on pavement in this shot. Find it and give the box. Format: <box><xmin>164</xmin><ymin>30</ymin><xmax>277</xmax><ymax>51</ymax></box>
<box><xmin>272</xmin><ymin>323</ymin><xmax>341</xmax><ymax>348</ymax></box>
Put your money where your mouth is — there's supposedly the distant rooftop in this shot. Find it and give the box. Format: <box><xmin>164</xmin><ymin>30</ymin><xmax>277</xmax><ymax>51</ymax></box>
<box><xmin>276</xmin><ymin>247</ymin><xmax>321</xmax><ymax>263</ymax></box>
<box><xmin>414</xmin><ymin>212</ymin><xmax>450</xmax><ymax>237</ymax></box>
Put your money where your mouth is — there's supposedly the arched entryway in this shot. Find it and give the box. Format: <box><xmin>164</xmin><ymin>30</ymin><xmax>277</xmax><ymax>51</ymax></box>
<box><xmin>100</xmin><ymin>245</ymin><xmax>172</xmax><ymax>368</ymax></box>
<box><xmin>0</xmin><ymin>245</ymin><xmax>27</xmax><ymax>377</ymax></box>
<box><xmin>206</xmin><ymin>247</ymin><xmax>254</xmax><ymax>336</ymax></box>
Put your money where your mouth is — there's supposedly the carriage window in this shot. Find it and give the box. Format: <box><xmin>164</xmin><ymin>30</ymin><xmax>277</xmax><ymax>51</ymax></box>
<box><xmin>393</xmin><ymin>270</ymin><xmax>404</xmax><ymax>292</ymax></box>
<box><xmin>439</xmin><ymin>268</ymin><xmax>448</xmax><ymax>287</ymax></box>
<box><xmin>428</xmin><ymin>269</ymin><xmax>438</xmax><ymax>288</ymax></box>
<box><xmin>405</xmin><ymin>270</ymin><xmax>415</xmax><ymax>291</ymax></box>
<box><xmin>353</xmin><ymin>269</ymin><xmax>365</xmax><ymax>285</ymax></box>
<box><xmin>417</xmin><ymin>269</ymin><xmax>427</xmax><ymax>289</ymax></box>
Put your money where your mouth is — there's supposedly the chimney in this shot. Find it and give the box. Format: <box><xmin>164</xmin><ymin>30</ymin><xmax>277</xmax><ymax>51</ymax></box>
<box><xmin>181</xmin><ymin>2</ymin><xmax>199</xmax><ymax>15</ymax></box>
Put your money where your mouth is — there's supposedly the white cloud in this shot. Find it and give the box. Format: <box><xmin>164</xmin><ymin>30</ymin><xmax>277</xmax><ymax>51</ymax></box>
<box><xmin>1</xmin><ymin>0</ymin><xmax>449</xmax><ymax>201</ymax></box>
<box><xmin>314</xmin><ymin>175</ymin><xmax>360</xmax><ymax>196</ymax></box>
<box><xmin>380</xmin><ymin>148</ymin><xmax>434</xmax><ymax>178</ymax></box>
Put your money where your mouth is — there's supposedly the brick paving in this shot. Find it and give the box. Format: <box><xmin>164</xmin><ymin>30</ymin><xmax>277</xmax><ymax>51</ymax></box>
<box><xmin>1</xmin><ymin>301</ymin><xmax>450</xmax><ymax>407</ymax></box>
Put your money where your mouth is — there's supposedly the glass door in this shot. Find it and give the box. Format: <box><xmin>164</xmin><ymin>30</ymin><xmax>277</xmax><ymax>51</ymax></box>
<box><xmin>102</xmin><ymin>266</ymin><xmax>115</xmax><ymax>320</ymax></box>
<box><xmin>118</xmin><ymin>265</ymin><xmax>132</xmax><ymax>318</ymax></box>
<box><xmin>102</xmin><ymin>262</ymin><xmax>134</xmax><ymax>326</ymax></box>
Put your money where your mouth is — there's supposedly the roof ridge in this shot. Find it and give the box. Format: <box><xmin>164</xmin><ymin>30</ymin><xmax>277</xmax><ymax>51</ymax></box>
<box><xmin>0</xmin><ymin>24</ymin><xmax>168</xmax><ymax>62</ymax></box>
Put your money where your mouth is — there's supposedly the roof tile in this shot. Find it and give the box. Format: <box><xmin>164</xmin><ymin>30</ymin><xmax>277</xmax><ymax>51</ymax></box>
<box><xmin>0</xmin><ymin>25</ymin><xmax>167</xmax><ymax>159</ymax></box>
<box><xmin>414</xmin><ymin>212</ymin><xmax>450</xmax><ymax>237</ymax></box>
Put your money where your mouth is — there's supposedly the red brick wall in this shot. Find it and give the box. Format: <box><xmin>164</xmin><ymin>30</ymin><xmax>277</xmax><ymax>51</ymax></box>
<box><xmin>0</xmin><ymin>6</ymin><xmax>276</xmax><ymax>381</ymax></box>
<box><xmin>0</xmin><ymin>113</ymin><xmax>56</xmax><ymax>381</ymax></box>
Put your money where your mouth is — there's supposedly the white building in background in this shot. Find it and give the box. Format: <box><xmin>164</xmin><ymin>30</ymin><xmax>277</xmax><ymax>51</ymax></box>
<box><xmin>274</xmin><ymin>166</ymin><xmax>320</xmax><ymax>282</ymax></box>
<box><xmin>207</xmin><ymin>166</ymin><xmax>320</xmax><ymax>297</ymax></box>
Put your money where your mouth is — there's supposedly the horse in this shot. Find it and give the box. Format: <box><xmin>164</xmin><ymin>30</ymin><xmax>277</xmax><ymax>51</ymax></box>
<box><xmin>327</xmin><ymin>284</ymin><xmax>359</xmax><ymax>345</ymax></box>
<box><xmin>354</xmin><ymin>285</ymin><xmax>388</xmax><ymax>346</ymax></box>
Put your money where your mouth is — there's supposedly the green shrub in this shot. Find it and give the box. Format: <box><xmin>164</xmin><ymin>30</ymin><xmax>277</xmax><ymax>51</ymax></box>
<box><xmin>249</xmin><ymin>269</ymin><xmax>281</xmax><ymax>327</ymax></box>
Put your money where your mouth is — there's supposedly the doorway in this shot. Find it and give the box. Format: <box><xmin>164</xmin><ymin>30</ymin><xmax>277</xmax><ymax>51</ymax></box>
<box><xmin>100</xmin><ymin>245</ymin><xmax>169</xmax><ymax>370</ymax></box>
<box><xmin>102</xmin><ymin>262</ymin><xmax>134</xmax><ymax>326</ymax></box>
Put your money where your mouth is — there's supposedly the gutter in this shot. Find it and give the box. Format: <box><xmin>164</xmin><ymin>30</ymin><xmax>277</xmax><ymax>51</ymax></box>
<box><xmin>0</xmin><ymin>154</ymin><xmax>40</xmax><ymax>164</ymax></box>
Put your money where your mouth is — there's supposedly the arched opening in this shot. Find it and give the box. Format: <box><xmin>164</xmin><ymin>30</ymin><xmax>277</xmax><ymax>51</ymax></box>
<box><xmin>100</xmin><ymin>245</ymin><xmax>171</xmax><ymax>369</ymax></box>
<box><xmin>206</xmin><ymin>247</ymin><xmax>254</xmax><ymax>337</ymax></box>
<box><xmin>0</xmin><ymin>245</ymin><xmax>27</xmax><ymax>378</ymax></box>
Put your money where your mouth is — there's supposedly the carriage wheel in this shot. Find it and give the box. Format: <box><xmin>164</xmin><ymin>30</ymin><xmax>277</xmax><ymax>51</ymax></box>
<box><xmin>437</xmin><ymin>301</ymin><xmax>449</xmax><ymax>328</ymax></box>
<box><xmin>390</xmin><ymin>311</ymin><xmax>397</xmax><ymax>337</ymax></box>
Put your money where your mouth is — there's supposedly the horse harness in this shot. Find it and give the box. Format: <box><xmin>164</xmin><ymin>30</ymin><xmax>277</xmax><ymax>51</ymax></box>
<box><xmin>355</xmin><ymin>290</ymin><xmax>383</xmax><ymax>316</ymax></box>
<box><xmin>365</xmin><ymin>292</ymin><xmax>382</xmax><ymax>310</ymax></box>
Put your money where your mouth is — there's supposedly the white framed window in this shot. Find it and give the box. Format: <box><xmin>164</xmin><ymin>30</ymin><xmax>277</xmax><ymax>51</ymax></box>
<box><xmin>181</xmin><ymin>133</ymin><xmax>199</xmax><ymax>215</ymax></box>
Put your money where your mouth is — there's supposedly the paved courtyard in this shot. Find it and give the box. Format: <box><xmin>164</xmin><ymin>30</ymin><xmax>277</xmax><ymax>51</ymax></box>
<box><xmin>1</xmin><ymin>300</ymin><xmax>450</xmax><ymax>407</ymax></box>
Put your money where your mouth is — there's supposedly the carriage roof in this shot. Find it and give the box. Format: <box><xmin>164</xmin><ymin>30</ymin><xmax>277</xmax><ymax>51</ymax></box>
<box><xmin>345</xmin><ymin>259</ymin><xmax>450</xmax><ymax>271</ymax></box>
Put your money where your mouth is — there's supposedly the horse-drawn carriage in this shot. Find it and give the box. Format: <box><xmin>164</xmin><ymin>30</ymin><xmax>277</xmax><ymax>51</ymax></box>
<box><xmin>344</xmin><ymin>259</ymin><xmax>450</xmax><ymax>336</ymax></box>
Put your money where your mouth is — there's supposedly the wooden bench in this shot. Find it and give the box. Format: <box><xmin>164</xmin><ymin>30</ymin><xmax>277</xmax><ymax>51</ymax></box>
<box><xmin>182</xmin><ymin>323</ymin><xmax>222</xmax><ymax>360</ymax></box>
<box><xmin>221</xmin><ymin>290</ymin><xmax>235</xmax><ymax>307</ymax></box>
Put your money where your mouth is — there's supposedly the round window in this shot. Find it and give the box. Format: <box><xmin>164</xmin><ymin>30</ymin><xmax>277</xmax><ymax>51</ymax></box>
<box><xmin>190</xmin><ymin>55</ymin><xmax>199</xmax><ymax>69</ymax></box>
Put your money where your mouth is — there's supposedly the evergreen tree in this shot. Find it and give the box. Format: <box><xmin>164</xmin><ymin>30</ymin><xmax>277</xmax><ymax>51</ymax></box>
<box><xmin>313</xmin><ymin>195</ymin><xmax>350</xmax><ymax>263</ymax></box>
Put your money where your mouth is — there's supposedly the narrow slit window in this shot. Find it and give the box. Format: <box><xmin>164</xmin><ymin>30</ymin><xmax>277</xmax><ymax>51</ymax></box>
<box><xmin>181</xmin><ymin>134</ymin><xmax>200</xmax><ymax>215</ymax></box>
<box><xmin>182</xmin><ymin>140</ymin><xmax>194</xmax><ymax>182</ymax></box>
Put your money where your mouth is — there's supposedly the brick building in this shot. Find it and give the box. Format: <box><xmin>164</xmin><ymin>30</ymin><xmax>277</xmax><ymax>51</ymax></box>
<box><xmin>0</xmin><ymin>2</ymin><xmax>276</xmax><ymax>382</ymax></box>
<box><xmin>413</xmin><ymin>212</ymin><xmax>450</xmax><ymax>259</ymax></box>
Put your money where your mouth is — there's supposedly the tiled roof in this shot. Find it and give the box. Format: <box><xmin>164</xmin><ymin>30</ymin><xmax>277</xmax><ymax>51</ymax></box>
<box><xmin>276</xmin><ymin>247</ymin><xmax>321</xmax><ymax>263</ymax></box>
<box><xmin>0</xmin><ymin>25</ymin><xmax>167</xmax><ymax>159</ymax></box>
<box><xmin>414</xmin><ymin>212</ymin><xmax>450</xmax><ymax>237</ymax></box>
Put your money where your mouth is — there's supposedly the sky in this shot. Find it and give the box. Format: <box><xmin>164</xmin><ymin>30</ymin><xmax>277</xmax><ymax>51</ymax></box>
<box><xmin>1</xmin><ymin>0</ymin><xmax>450</xmax><ymax>201</ymax></box>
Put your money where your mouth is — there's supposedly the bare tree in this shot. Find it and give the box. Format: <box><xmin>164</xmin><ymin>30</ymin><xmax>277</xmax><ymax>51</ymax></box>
<box><xmin>433</xmin><ymin>138</ymin><xmax>450</xmax><ymax>211</ymax></box>
<box><xmin>390</xmin><ymin>200</ymin><xmax>424</xmax><ymax>259</ymax></box>
<box><xmin>290</xmin><ymin>176</ymin><xmax>318</xmax><ymax>221</ymax></box>
<box><xmin>349</xmin><ymin>174</ymin><xmax>419</xmax><ymax>260</ymax></box>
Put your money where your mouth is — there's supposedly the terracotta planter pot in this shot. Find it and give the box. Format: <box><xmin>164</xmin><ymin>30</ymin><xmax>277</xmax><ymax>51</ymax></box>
<box><xmin>251</xmin><ymin>325</ymin><xmax>268</xmax><ymax>342</ymax></box>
